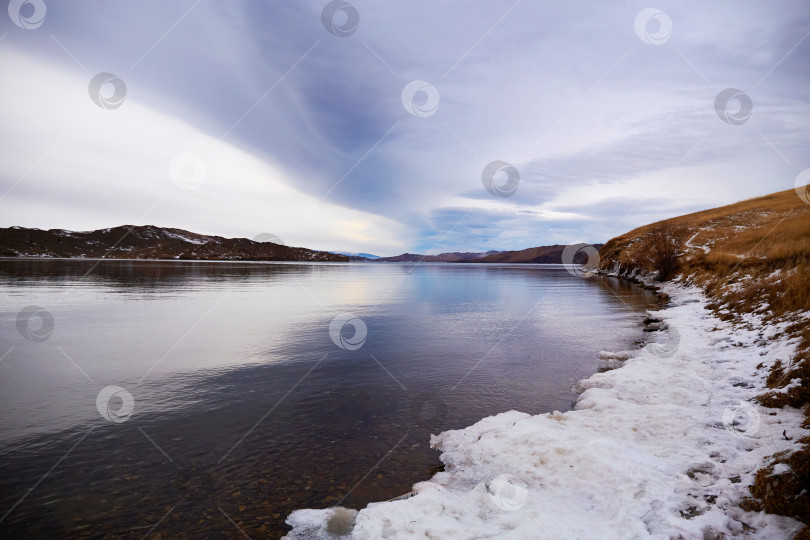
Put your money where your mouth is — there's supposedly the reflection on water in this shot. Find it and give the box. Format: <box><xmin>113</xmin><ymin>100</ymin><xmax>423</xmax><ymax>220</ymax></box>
<box><xmin>0</xmin><ymin>259</ymin><xmax>660</xmax><ymax>538</ymax></box>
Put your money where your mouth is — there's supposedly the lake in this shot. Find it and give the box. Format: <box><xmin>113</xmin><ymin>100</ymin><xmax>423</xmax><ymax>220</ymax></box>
<box><xmin>0</xmin><ymin>259</ymin><xmax>659</xmax><ymax>538</ymax></box>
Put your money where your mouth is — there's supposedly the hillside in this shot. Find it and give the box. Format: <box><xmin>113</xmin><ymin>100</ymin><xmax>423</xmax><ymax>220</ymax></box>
<box><xmin>598</xmin><ymin>188</ymin><xmax>810</xmax><ymax>533</ymax></box>
<box><xmin>375</xmin><ymin>251</ymin><xmax>502</xmax><ymax>263</ymax></box>
<box><xmin>599</xmin><ymin>188</ymin><xmax>809</xmax><ymax>317</ymax></box>
<box><xmin>0</xmin><ymin>225</ymin><xmax>349</xmax><ymax>262</ymax></box>
<box><xmin>476</xmin><ymin>244</ymin><xmax>604</xmax><ymax>264</ymax></box>
<box><xmin>373</xmin><ymin>245</ymin><xmax>604</xmax><ymax>264</ymax></box>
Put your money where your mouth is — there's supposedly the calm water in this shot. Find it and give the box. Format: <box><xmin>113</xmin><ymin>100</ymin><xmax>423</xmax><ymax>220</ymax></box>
<box><xmin>0</xmin><ymin>259</ymin><xmax>659</xmax><ymax>538</ymax></box>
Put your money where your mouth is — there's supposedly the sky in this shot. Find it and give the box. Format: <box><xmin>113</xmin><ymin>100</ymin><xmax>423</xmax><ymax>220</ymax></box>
<box><xmin>0</xmin><ymin>1</ymin><xmax>808</xmax><ymax>256</ymax></box>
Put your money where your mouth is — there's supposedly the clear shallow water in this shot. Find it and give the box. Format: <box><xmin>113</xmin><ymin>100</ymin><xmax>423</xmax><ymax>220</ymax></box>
<box><xmin>0</xmin><ymin>259</ymin><xmax>660</xmax><ymax>538</ymax></box>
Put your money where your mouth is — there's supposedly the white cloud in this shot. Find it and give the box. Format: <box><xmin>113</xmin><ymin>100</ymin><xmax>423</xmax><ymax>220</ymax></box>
<box><xmin>0</xmin><ymin>50</ymin><xmax>410</xmax><ymax>255</ymax></box>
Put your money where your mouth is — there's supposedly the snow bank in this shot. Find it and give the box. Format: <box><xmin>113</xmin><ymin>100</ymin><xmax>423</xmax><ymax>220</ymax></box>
<box><xmin>284</xmin><ymin>284</ymin><xmax>807</xmax><ymax>539</ymax></box>
<box><xmin>597</xmin><ymin>350</ymin><xmax>634</xmax><ymax>370</ymax></box>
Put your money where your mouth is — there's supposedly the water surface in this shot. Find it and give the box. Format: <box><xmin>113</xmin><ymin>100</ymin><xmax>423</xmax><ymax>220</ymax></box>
<box><xmin>0</xmin><ymin>259</ymin><xmax>659</xmax><ymax>538</ymax></box>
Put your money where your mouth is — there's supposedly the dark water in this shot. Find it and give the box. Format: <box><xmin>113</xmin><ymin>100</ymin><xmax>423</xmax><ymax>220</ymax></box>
<box><xmin>0</xmin><ymin>259</ymin><xmax>659</xmax><ymax>538</ymax></box>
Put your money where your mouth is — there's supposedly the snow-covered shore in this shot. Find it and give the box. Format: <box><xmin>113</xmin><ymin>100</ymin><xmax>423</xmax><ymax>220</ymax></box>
<box><xmin>284</xmin><ymin>281</ymin><xmax>808</xmax><ymax>539</ymax></box>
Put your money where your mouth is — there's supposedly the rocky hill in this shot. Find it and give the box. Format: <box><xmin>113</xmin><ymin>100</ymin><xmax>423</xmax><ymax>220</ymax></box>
<box><xmin>0</xmin><ymin>225</ymin><xmax>349</xmax><ymax>262</ymax></box>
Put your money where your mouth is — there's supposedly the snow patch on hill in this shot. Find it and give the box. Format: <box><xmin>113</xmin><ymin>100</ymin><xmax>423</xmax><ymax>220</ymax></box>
<box><xmin>162</xmin><ymin>230</ymin><xmax>210</xmax><ymax>245</ymax></box>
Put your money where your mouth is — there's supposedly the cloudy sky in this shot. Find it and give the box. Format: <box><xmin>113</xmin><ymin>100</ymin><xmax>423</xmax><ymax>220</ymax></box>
<box><xmin>0</xmin><ymin>1</ymin><xmax>808</xmax><ymax>256</ymax></box>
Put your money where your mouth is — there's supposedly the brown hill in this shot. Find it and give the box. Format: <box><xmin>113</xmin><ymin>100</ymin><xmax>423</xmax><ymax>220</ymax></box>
<box><xmin>375</xmin><ymin>251</ymin><xmax>502</xmax><ymax>263</ymax></box>
<box><xmin>598</xmin><ymin>188</ymin><xmax>809</xmax><ymax>316</ymax></box>
<box><xmin>475</xmin><ymin>244</ymin><xmax>604</xmax><ymax>264</ymax></box>
<box><xmin>0</xmin><ymin>225</ymin><xmax>349</xmax><ymax>262</ymax></box>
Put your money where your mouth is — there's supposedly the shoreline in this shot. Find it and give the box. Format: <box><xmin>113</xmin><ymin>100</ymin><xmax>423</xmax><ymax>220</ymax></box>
<box><xmin>283</xmin><ymin>273</ymin><xmax>807</xmax><ymax>539</ymax></box>
<box><xmin>0</xmin><ymin>256</ymin><xmax>578</xmax><ymax>267</ymax></box>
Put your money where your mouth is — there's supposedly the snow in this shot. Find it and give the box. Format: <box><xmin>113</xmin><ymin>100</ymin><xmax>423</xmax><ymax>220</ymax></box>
<box><xmin>283</xmin><ymin>282</ymin><xmax>808</xmax><ymax>539</ymax></box>
<box><xmin>597</xmin><ymin>350</ymin><xmax>634</xmax><ymax>370</ymax></box>
<box><xmin>684</xmin><ymin>230</ymin><xmax>712</xmax><ymax>254</ymax></box>
<box><xmin>163</xmin><ymin>230</ymin><xmax>209</xmax><ymax>245</ymax></box>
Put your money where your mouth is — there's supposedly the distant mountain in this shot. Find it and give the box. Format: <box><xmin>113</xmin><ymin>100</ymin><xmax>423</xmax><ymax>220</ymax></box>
<box><xmin>0</xmin><ymin>225</ymin><xmax>349</xmax><ymax>262</ymax></box>
<box><xmin>0</xmin><ymin>226</ymin><xmax>605</xmax><ymax>265</ymax></box>
<box><xmin>374</xmin><ymin>245</ymin><xmax>604</xmax><ymax>264</ymax></box>
<box><xmin>475</xmin><ymin>244</ymin><xmax>604</xmax><ymax>264</ymax></box>
<box><xmin>329</xmin><ymin>251</ymin><xmax>380</xmax><ymax>260</ymax></box>
<box><xmin>375</xmin><ymin>251</ymin><xmax>503</xmax><ymax>263</ymax></box>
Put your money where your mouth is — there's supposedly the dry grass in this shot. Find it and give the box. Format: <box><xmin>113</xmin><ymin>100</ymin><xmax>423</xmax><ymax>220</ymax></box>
<box><xmin>598</xmin><ymin>188</ymin><xmax>810</xmax><ymax>531</ymax></box>
<box><xmin>634</xmin><ymin>223</ymin><xmax>690</xmax><ymax>281</ymax></box>
<box><xmin>745</xmin><ymin>437</ymin><xmax>810</xmax><ymax>537</ymax></box>
<box><xmin>600</xmin><ymin>189</ymin><xmax>810</xmax><ymax>316</ymax></box>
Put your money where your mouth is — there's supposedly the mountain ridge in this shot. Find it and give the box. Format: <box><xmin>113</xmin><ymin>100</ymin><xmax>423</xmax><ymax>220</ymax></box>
<box><xmin>375</xmin><ymin>245</ymin><xmax>604</xmax><ymax>264</ymax></box>
<box><xmin>374</xmin><ymin>251</ymin><xmax>503</xmax><ymax>263</ymax></box>
<box><xmin>0</xmin><ymin>225</ymin><xmax>349</xmax><ymax>262</ymax></box>
<box><xmin>1</xmin><ymin>225</ymin><xmax>605</xmax><ymax>265</ymax></box>
<box><xmin>475</xmin><ymin>244</ymin><xmax>604</xmax><ymax>264</ymax></box>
